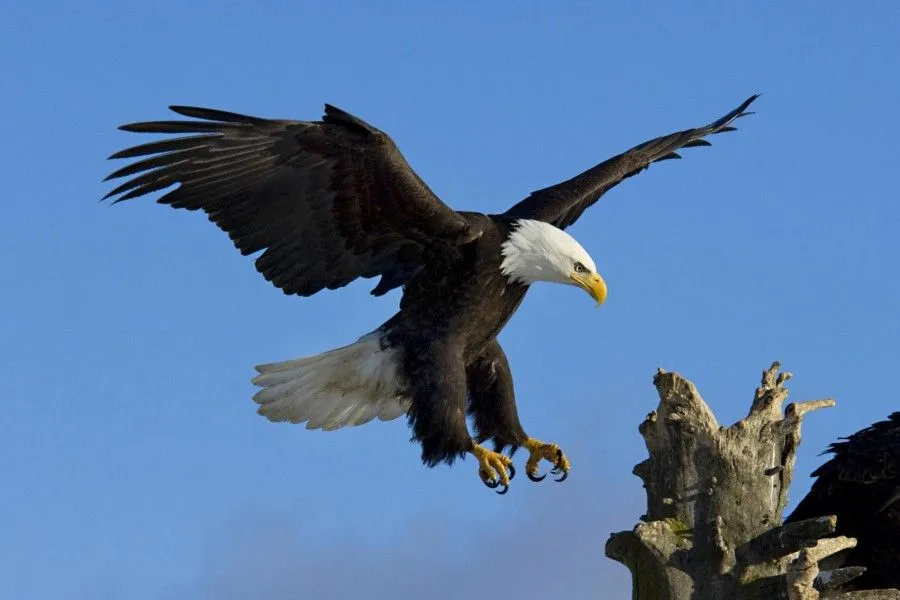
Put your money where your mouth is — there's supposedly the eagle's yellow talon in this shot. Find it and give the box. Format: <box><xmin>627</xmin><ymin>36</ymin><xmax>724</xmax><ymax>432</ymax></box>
<box><xmin>524</xmin><ymin>438</ymin><xmax>571</xmax><ymax>483</ymax></box>
<box><xmin>471</xmin><ymin>444</ymin><xmax>514</xmax><ymax>494</ymax></box>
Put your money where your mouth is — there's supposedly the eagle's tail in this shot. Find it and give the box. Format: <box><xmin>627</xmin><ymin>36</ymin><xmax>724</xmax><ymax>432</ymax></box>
<box><xmin>251</xmin><ymin>332</ymin><xmax>410</xmax><ymax>430</ymax></box>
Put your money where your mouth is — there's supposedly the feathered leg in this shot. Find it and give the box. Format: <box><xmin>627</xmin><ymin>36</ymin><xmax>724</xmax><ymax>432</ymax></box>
<box><xmin>466</xmin><ymin>339</ymin><xmax>570</xmax><ymax>484</ymax></box>
<box><xmin>402</xmin><ymin>337</ymin><xmax>513</xmax><ymax>492</ymax></box>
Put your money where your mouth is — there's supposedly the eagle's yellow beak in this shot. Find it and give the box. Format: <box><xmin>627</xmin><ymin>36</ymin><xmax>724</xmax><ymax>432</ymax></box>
<box><xmin>569</xmin><ymin>272</ymin><xmax>608</xmax><ymax>306</ymax></box>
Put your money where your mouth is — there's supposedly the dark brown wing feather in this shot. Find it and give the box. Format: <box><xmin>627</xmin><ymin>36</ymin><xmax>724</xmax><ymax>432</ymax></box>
<box><xmin>503</xmin><ymin>95</ymin><xmax>758</xmax><ymax>230</ymax></box>
<box><xmin>786</xmin><ymin>412</ymin><xmax>900</xmax><ymax>591</ymax></box>
<box><xmin>103</xmin><ymin>104</ymin><xmax>480</xmax><ymax>297</ymax></box>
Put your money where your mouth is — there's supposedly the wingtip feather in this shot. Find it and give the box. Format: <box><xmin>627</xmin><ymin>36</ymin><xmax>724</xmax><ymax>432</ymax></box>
<box><xmin>167</xmin><ymin>105</ymin><xmax>263</xmax><ymax>123</ymax></box>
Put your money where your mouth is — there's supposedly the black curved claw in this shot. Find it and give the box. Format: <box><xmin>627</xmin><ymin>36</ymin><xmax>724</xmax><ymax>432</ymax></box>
<box><xmin>552</xmin><ymin>449</ymin><xmax>568</xmax><ymax>482</ymax></box>
<box><xmin>527</xmin><ymin>470</ymin><xmax>546</xmax><ymax>482</ymax></box>
<box><xmin>507</xmin><ymin>463</ymin><xmax>516</xmax><ymax>481</ymax></box>
<box><xmin>495</xmin><ymin>482</ymin><xmax>509</xmax><ymax>495</ymax></box>
<box><xmin>482</xmin><ymin>476</ymin><xmax>499</xmax><ymax>489</ymax></box>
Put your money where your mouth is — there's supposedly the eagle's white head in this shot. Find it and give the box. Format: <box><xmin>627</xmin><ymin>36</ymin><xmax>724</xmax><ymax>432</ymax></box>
<box><xmin>500</xmin><ymin>219</ymin><xmax>607</xmax><ymax>305</ymax></box>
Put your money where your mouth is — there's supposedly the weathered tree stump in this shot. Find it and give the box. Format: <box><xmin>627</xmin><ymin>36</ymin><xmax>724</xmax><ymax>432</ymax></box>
<box><xmin>605</xmin><ymin>362</ymin><xmax>900</xmax><ymax>599</ymax></box>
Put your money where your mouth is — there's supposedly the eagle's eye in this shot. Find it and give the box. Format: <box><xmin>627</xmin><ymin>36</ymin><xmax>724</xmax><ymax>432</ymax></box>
<box><xmin>573</xmin><ymin>261</ymin><xmax>588</xmax><ymax>274</ymax></box>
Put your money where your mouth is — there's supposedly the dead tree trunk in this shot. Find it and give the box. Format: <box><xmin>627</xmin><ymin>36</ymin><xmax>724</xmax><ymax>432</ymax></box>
<box><xmin>605</xmin><ymin>362</ymin><xmax>900</xmax><ymax>600</ymax></box>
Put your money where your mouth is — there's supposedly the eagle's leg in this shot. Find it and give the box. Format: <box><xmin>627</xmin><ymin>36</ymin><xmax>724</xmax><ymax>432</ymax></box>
<box><xmin>523</xmin><ymin>438</ymin><xmax>571</xmax><ymax>483</ymax></box>
<box><xmin>466</xmin><ymin>341</ymin><xmax>526</xmax><ymax>442</ymax></box>
<box><xmin>466</xmin><ymin>340</ymin><xmax>571</xmax><ymax>485</ymax></box>
<box><xmin>403</xmin><ymin>339</ymin><xmax>518</xmax><ymax>492</ymax></box>
<box><xmin>470</xmin><ymin>444</ymin><xmax>515</xmax><ymax>493</ymax></box>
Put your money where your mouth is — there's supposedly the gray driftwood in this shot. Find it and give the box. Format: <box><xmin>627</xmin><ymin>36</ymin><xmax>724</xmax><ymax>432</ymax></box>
<box><xmin>605</xmin><ymin>362</ymin><xmax>900</xmax><ymax>599</ymax></box>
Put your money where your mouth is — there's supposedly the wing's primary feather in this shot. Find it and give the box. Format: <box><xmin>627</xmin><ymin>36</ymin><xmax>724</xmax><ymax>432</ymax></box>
<box><xmin>103</xmin><ymin>105</ymin><xmax>480</xmax><ymax>297</ymax></box>
<box><xmin>503</xmin><ymin>94</ymin><xmax>759</xmax><ymax>230</ymax></box>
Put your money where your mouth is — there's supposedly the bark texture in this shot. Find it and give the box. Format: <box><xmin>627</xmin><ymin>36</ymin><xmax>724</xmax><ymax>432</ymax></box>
<box><xmin>605</xmin><ymin>362</ymin><xmax>900</xmax><ymax>599</ymax></box>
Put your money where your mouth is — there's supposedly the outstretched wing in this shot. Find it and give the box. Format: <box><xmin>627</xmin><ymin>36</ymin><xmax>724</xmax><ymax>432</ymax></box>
<box><xmin>103</xmin><ymin>104</ymin><xmax>480</xmax><ymax>297</ymax></box>
<box><xmin>503</xmin><ymin>95</ymin><xmax>758</xmax><ymax>230</ymax></box>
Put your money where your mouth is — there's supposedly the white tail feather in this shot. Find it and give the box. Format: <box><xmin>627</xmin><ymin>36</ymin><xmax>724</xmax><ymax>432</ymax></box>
<box><xmin>252</xmin><ymin>332</ymin><xmax>410</xmax><ymax>431</ymax></box>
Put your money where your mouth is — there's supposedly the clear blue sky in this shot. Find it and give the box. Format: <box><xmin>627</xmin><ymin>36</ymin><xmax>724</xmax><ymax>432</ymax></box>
<box><xmin>3</xmin><ymin>2</ymin><xmax>899</xmax><ymax>598</ymax></box>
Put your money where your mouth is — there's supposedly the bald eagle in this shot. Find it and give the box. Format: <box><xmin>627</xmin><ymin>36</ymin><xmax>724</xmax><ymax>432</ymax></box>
<box><xmin>103</xmin><ymin>95</ymin><xmax>757</xmax><ymax>493</ymax></box>
<box><xmin>787</xmin><ymin>413</ymin><xmax>900</xmax><ymax>590</ymax></box>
